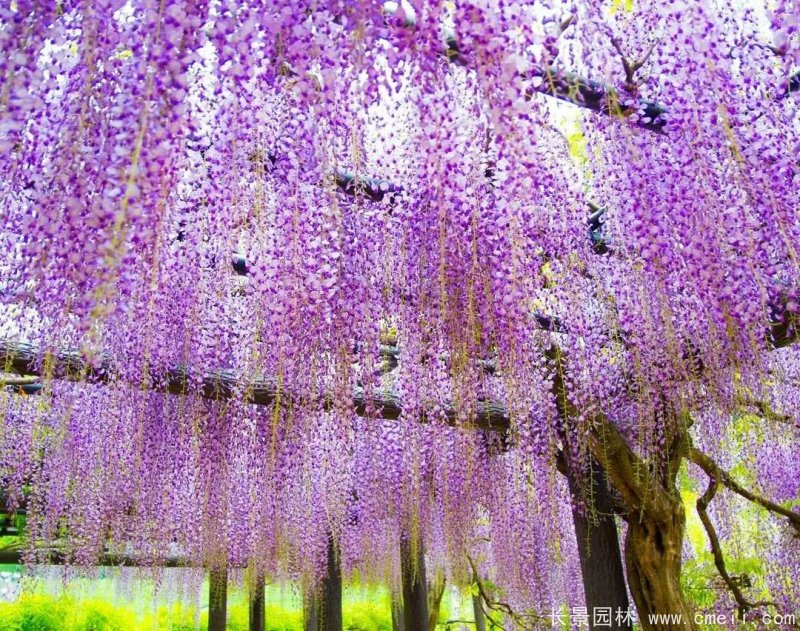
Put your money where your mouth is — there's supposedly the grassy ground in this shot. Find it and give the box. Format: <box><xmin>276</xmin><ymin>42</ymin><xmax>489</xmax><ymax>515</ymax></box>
<box><xmin>0</xmin><ymin>567</ymin><xmax>476</xmax><ymax>630</ymax></box>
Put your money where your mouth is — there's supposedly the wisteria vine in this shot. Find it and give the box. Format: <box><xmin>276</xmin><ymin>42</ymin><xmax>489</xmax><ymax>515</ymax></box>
<box><xmin>1</xmin><ymin>0</ymin><xmax>799</xmax><ymax>626</ymax></box>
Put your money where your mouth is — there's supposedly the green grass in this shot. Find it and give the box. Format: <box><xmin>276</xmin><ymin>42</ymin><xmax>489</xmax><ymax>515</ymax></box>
<box><xmin>0</xmin><ymin>577</ymin><xmax>469</xmax><ymax>631</ymax></box>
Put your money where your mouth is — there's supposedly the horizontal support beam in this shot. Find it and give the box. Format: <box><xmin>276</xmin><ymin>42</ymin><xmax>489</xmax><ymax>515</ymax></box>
<box><xmin>0</xmin><ymin>341</ymin><xmax>511</xmax><ymax>432</ymax></box>
<box><xmin>387</xmin><ymin>3</ymin><xmax>799</xmax><ymax>132</ymax></box>
<box><xmin>0</xmin><ymin>548</ymin><xmax>189</xmax><ymax>567</ymax></box>
<box><xmin>383</xmin><ymin>2</ymin><xmax>666</xmax><ymax>132</ymax></box>
<box><xmin>524</xmin><ymin>66</ymin><xmax>667</xmax><ymax>133</ymax></box>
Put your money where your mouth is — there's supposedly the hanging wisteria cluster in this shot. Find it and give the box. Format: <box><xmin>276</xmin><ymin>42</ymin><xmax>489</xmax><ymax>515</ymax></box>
<box><xmin>1</xmin><ymin>0</ymin><xmax>799</xmax><ymax>622</ymax></box>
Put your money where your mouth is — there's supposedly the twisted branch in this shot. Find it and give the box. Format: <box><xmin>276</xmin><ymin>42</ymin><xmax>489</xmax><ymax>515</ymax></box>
<box><xmin>695</xmin><ymin>474</ymin><xmax>777</xmax><ymax>617</ymax></box>
<box><xmin>547</xmin><ymin>346</ymin><xmax>676</xmax><ymax>520</ymax></box>
<box><xmin>610</xmin><ymin>36</ymin><xmax>659</xmax><ymax>93</ymax></box>
<box><xmin>688</xmin><ymin>447</ymin><xmax>800</xmax><ymax>535</ymax></box>
<box><xmin>1</xmin><ymin>375</ymin><xmax>40</xmax><ymax>386</ymax></box>
<box><xmin>466</xmin><ymin>554</ymin><xmax>548</xmax><ymax>630</ymax></box>
<box><xmin>738</xmin><ymin>397</ymin><xmax>797</xmax><ymax>428</ymax></box>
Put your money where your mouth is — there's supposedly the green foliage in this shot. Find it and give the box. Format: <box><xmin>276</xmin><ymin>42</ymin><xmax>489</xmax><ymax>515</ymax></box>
<box><xmin>221</xmin><ymin>601</ymin><xmax>305</xmax><ymax>631</ymax></box>
<box><xmin>0</xmin><ymin>594</ymin><xmax>141</xmax><ymax>631</ymax></box>
<box><xmin>139</xmin><ymin>602</ymin><xmax>204</xmax><ymax>631</ymax></box>
<box><xmin>0</xmin><ymin>535</ymin><xmax>22</xmax><ymax>552</ymax></box>
<box><xmin>0</xmin><ymin>594</ymin><xmax>70</xmax><ymax>631</ymax></box>
<box><xmin>344</xmin><ymin>601</ymin><xmax>392</xmax><ymax>631</ymax></box>
<box><xmin>0</xmin><ymin>594</ymin><xmax>198</xmax><ymax>631</ymax></box>
<box><xmin>0</xmin><ymin>591</ymin><xmax>403</xmax><ymax>631</ymax></box>
<box><xmin>75</xmin><ymin>599</ymin><xmax>138</xmax><ymax>631</ymax></box>
<box><xmin>0</xmin><ymin>577</ymin><xmax>472</xmax><ymax>631</ymax></box>
<box><xmin>263</xmin><ymin>605</ymin><xmax>305</xmax><ymax>631</ymax></box>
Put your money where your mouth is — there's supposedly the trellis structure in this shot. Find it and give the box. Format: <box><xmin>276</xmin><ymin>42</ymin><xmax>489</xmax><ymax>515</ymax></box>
<box><xmin>1</xmin><ymin>4</ymin><xmax>799</xmax><ymax>630</ymax></box>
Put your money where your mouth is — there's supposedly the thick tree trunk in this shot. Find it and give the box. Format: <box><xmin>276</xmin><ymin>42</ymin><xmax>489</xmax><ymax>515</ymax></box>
<box><xmin>249</xmin><ymin>573</ymin><xmax>266</xmax><ymax>631</ymax></box>
<box><xmin>624</xmin><ymin>504</ymin><xmax>697</xmax><ymax>630</ymax></box>
<box><xmin>550</xmin><ymin>348</ymin><xmax>696</xmax><ymax>629</ymax></box>
<box><xmin>208</xmin><ymin>566</ymin><xmax>228</xmax><ymax>631</ymax></box>
<box><xmin>565</xmin><ymin>458</ymin><xmax>631</xmax><ymax>630</ymax></box>
<box><xmin>400</xmin><ymin>536</ymin><xmax>429</xmax><ymax>631</ymax></box>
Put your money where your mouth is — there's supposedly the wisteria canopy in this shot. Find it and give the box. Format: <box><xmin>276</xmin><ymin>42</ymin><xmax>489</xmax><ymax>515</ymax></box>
<box><xmin>0</xmin><ymin>0</ymin><xmax>799</xmax><ymax>629</ymax></box>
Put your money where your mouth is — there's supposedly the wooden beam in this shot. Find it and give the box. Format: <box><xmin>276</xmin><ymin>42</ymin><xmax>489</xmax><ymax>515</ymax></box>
<box><xmin>389</xmin><ymin>3</ymin><xmax>799</xmax><ymax>132</ymax></box>
<box><xmin>524</xmin><ymin>66</ymin><xmax>667</xmax><ymax>133</ymax></box>
<box><xmin>0</xmin><ymin>341</ymin><xmax>511</xmax><ymax>432</ymax></box>
<box><xmin>381</xmin><ymin>2</ymin><xmax>667</xmax><ymax>132</ymax></box>
<box><xmin>0</xmin><ymin>548</ymin><xmax>191</xmax><ymax>566</ymax></box>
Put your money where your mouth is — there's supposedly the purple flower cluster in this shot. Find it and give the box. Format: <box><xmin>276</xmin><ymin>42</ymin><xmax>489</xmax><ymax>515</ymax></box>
<box><xmin>1</xmin><ymin>0</ymin><xmax>798</xmax><ymax>615</ymax></box>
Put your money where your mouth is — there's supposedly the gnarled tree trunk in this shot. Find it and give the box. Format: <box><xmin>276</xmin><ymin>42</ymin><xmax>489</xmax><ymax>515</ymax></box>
<box><xmin>625</xmin><ymin>502</ymin><xmax>697</xmax><ymax>630</ymax></box>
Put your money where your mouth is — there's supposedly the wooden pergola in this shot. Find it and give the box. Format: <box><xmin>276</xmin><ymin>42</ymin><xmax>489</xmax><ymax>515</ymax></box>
<box><xmin>1</xmin><ymin>23</ymin><xmax>798</xmax><ymax>628</ymax></box>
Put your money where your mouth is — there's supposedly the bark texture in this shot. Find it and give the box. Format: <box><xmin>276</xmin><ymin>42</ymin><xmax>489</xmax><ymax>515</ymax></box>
<box><xmin>472</xmin><ymin>594</ymin><xmax>487</xmax><ymax>631</ymax></box>
<box><xmin>391</xmin><ymin>593</ymin><xmax>405</xmax><ymax>631</ymax></box>
<box><xmin>400</xmin><ymin>536</ymin><xmax>429</xmax><ymax>631</ymax></box>
<box><xmin>249</xmin><ymin>573</ymin><xmax>265</xmax><ymax>631</ymax></box>
<box><xmin>427</xmin><ymin>572</ymin><xmax>446</xmax><ymax>630</ymax></box>
<box><xmin>565</xmin><ymin>457</ymin><xmax>632</xmax><ymax>630</ymax></box>
<box><xmin>316</xmin><ymin>536</ymin><xmax>343</xmax><ymax>631</ymax></box>
<box><xmin>625</xmin><ymin>504</ymin><xmax>697</xmax><ymax>630</ymax></box>
<box><xmin>208</xmin><ymin>566</ymin><xmax>228</xmax><ymax>631</ymax></box>
<box><xmin>549</xmin><ymin>347</ymin><xmax>698</xmax><ymax>630</ymax></box>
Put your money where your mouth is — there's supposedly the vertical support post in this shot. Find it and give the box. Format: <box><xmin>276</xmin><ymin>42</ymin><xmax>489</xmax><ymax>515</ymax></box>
<box><xmin>315</xmin><ymin>535</ymin><xmax>343</xmax><ymax>631</ymax></box>
<box><xmin>208</xmin><ymin>565</ymin><xmax>228</xmax><ymax>631</ymax></box>
<box><xmin>400</xmin><ymin>535</ymin><xmax>429</xmax><ymax>631</ymax></box>
<box><xmin>566</xmin><ymin>457</ymin><xmax>631</xmax><ymax>630</ymax></box>
<box><xmin>249</xmin><ymin>573</ymin><xmax>266</xmax><ymax>631</ymax></box>
<box><xmin>304</xmin><ymin>591</ymin><xmax>318</xmax><ymax>631</ymax></box>
<box><xmin>472</xmin><ymin>593</ymin><xmax>486</xmax><ymax>631</ymax></box>
<box><xmin>391</xmin><ymin>593</ymin><xmax>405</xmax><ymax>631</ymax></box>
<box><xmin>551</xmin><ymin>349</ymin><xmax>630</xmax><ymax>630</ymax></box>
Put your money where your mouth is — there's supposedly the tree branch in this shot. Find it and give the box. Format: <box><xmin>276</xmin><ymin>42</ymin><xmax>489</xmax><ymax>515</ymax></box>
<box><xmin>1</xmin><ymin>375</ymin><xmax>40</xmax><ymax>386</ymax></box>
<box><xmin>688</xmin><ymin>447</ymin><xmax>800</xmax><ymax>535</ymax></box>
<box><xmin>610</xmin><ymin>36</ymin><xmax>659</xmax><ymax>93</ymax></box>
<box><xmin>466</xmin><ymin>554</ymin><xmax>548</xmax><ymax>630</ymax></box>
<box><xmin>738</xmin><ymin>397</ymin><xmax>797</xmax><ymax>428</ymax></box>
<box><xmin>695</xmin><ymin>473</ymin><xmax>777</xmax><ymax>617</ymax></box>
<box><xmin>547</xmin><ymin>346</ymin><xmax>674</xmax><ymax>520</ymax></box>
<box><xmin>558</xmin><ymin>14</ymin><xmax>576</xmax><ymax>36</ymax></box>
